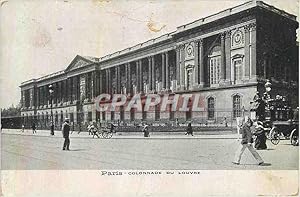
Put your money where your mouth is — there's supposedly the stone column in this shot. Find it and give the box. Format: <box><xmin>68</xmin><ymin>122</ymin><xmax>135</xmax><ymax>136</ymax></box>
<box><xmin>180</xmin><ymin>45</ymin><xmax>185</xmax><ymax>89</ymax></box>
<box><xmin>250</xmin><ymin>23</ymin><xmax>257</xmax><ymax>81</ymax></box>
<box><xmin>225</xmin><ymin>30</ymin><xmax>232</xmax><ymax>83</ymax></box>
<box><xmin>59</xmin><ymin>81</ymin><xmax>62</xmax><ymax>104</ymax></box>
<box><xmin>176</xmin><ymin>47</ymin><xmax>180</xmax><ymax>89</ymax></box>
<box><xmin>138</xmin><ymin>60</ymin><xmax>143</xmax><ymax>93</ymax></box>
<box><xmin>36</xmin><ymin>87</ymin><xmax>39</xmax><ymax>108</ymax></box>
<box><xmin>42</xmin><ymin>86</ymin><xmax>46</xmax><ymax>106</ymax></box>
<box><xmin>117</xmin><ymin>66</ymin><xmax>121</xmax><ymax>93</ymax></box>
<box><xmin>199</xmin><ymin>39</ymin><xmax>205</xmax><ymax>87</ymax></box>
<box><xmin>97</xmin><ymin>70</ymin><xmax>102</xmax><ymax>95</ymax></box>
<box><xmin>135</xmin><ymin>61</ymin><xmax>140</xmax><ymax>92</ymax></box>
<box><xmin>244</xmin><ymin>25</ymin><xmax>250</xmax><ymax>80</ymax></box>
<box><xmin>104</xmin><ymin>70</ymin><xmax>108</xmax><ymax>94</ymax></box>
<box><xmin>64</xmin><ymin>79</ymin><xmax>68</xmax><ymax>103</ymax></box>
<box><xmin>165</xmin><ymin>52</ymin><xmax>169</xmax><ymax>90</ymax></box>
<box><xmin>194</xmin><ymin>40</ymin><xmax>199</xmax><ymax>88</ymax></box>
<box><xmin>220</xmin><ymin>33</ymin><xmax>226</xmax><ymax>83</ymax></box>
<box><xmin>151</xmin><ymin>56</ymin><xmax>155</xmax><ymax>92</ymax></box>
<box><xmin>127</xmin><ymin>63</ymin><xmax>132</xmax><ymax>94</ymax></box>
<box><xmin>161</xmin><ymin>53</ymin><xmax>166</xmax><ymax>90</ymax></box>
<box><xmin>92</xmin><ymin>71</ymin><xmax>96</xmax><ymax>98</ymax></box>
<box><xmin>148</xmin><ymin>57</ymin><xmax>152</xmax><ymax>91</ymax></box>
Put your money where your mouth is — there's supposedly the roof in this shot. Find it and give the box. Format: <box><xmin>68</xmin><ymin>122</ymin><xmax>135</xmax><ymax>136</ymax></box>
<box><xmin>20</xmin><ymin>0</ymin><xmax>297</xmax><ymax>87</ymax></box>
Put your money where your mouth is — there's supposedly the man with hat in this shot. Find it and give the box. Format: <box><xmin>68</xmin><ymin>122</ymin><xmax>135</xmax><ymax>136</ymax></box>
<box><xmin>232</xmin><ymin>117</ymin><xmax>264</xmax><ymax>165</ymax></box>
<box><xmin>62</xmin><ymin>118</ymin><xmax>71</xmax><ymax>151</ymax></box>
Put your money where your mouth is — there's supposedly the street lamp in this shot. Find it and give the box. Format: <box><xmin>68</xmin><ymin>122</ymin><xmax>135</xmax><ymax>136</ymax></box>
<box><xmin>265</xmin><ymin>79</ymin><xmax>272</xmax><ymax>93</ymax></box>
<box><xmin>264</xmin><ymin>79</ymin><xmax>272</xmax><ymax>120</ymax></box>
<box><xmin>49</xmin><ymin>84</ymin><xmax>54</xmax><ymax>135</ymax></box>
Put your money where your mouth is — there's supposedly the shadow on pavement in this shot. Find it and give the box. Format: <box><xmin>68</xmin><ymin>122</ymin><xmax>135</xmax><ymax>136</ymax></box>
<box><xmin>68</xmin><ymin>149</ymin><xmax>86</xmax><ymax>151</ymax></box>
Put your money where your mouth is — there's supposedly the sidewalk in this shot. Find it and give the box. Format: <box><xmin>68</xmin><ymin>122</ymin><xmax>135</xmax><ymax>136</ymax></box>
<box><xmin>1</xmin><ymin>129</ymin><xmax>241</xmax><ymax>139</ymax></box>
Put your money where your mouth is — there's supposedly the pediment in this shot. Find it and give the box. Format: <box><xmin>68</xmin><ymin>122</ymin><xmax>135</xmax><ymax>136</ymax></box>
<box><xmin>65</xmin><ymin>55</ymin><xmax>96</xmax><ymax>72</ymax></box>
<box><xmin>232</xmin><ymin>54</ymin><xmax>244</xmax><ymax>59</ymax></box>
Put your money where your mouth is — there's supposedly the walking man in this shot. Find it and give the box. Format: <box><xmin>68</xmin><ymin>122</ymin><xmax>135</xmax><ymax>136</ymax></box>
<box><xmin>32</xmin><ymin>122</ymin><xmax>36</xmax><ymax>134</ymax></box>
<box><xmin>185</xmin><ymin>122</ymin><xmax>194</xmax><ymax>136</ymax></box>
<box><xmin>232</xmin><ymin>117</ymin><xmax>264</xmax><ymax>165</ymax></box>
<box><xmin>62</xmin><ymin>118</ymin><xmax>70</xmax><ymax>151</ymax></box>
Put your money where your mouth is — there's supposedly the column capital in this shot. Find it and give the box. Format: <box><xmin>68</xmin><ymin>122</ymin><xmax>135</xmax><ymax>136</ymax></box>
<box><xmin>250</xmin><ymin>23</ymin><xmax>256</xmax><ymax>31</ymax></box>
<box><xmin>220</xmin><ymin>32</ymin><xmax>226</xmax><ymax>39</ymax></box>
<box><xmin>225</xmin><ymin>30</ymin><xmax>231</xmax><ymax>38</ymax></box>
<box><xmin>199</xmin><ymin>38</ymin><xmax>203</xmax><ymax>46</ymax></box>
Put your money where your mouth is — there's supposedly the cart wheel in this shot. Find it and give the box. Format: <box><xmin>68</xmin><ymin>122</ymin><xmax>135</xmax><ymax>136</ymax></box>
<box><xmin>106</xmin><ymin>132</ymin><xmax>113</xmax><ymax>139</ymax></box>
<box><xmin>290</xmin><ymin>129</ymin><xmax>299</xmax><ymax>146</ymax></box>
<box><xmin>102</xmin><ymin>131</ymin><xmax>108</xmax><ymax>138</ymax></box>
<box><xmin>271</xmin><ymin>131</ymin><xmax>280</xmax><ymax>145</ymax></box>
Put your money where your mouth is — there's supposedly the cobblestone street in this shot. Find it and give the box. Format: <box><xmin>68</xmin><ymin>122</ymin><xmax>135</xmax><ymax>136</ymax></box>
<box><xmin>1</xmin><ymin>130</ymin><xmax>298</xmax><ymax>170</ymax></box>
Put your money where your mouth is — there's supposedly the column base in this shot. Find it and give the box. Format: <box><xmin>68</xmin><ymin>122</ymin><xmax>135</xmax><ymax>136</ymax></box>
<box><xmin>219</xmin><ymin>79</ymin><xmax>231</xmax><ymax>86</ymax></box>
<box><xmin>249</xmin><ymin>75</ymin><xmax>258</xmax><ymax>82</ymax></box>
<box><xmin>192</xmin><ymin>84</ymin><xmax>205</xmax><ymax>90</ymax></box>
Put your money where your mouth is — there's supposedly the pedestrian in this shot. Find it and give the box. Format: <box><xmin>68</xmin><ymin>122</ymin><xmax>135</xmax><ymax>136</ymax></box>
<box><xmin>223</xmin><ymin>117</ymin><xmax>228</xmax><ymax>127</ymax></box>
<box><xmin>50</xmin><ymin>121</ymin><xmax>54</xmax><ymax>135</ymax></box>
<box><xmin>185</xmin><ymin>122</ymin><xmax>193</xmax><ymax>136</ymax></box>
<box><xmin>232</xmin><ymin>117</ymin><xmax>264</xmax><ymax>165</ymax></box>
<box><xmin>21</xmin><ymin>124</ymin><xmax>25</xmax><ymax>132</ymax></box>
<box><xmin>62</xmin><ymin>118</ymin><xmax>71</xmax><ymax>151</ymax></box>
<box><xmin>32</xmin><ymin>122</ymin><xmax>36</xmax><ymax>134</ymax></box>
<box><xmin>253</xmin><ymin>121</ymin><xmax>267</xmax><ymax>150</ymax></box>
<box><xmin>110</xmin><ymin>123</ymin><xmax>115</xmax><ymax>133</ymax></box>
<box><xmin>91</xmin><ymin>121</ymin><xmax>100</xmax><ymax>138</ymax></box>
<box><xmin>142</xmin><ymin>124</ymin><xmax>150</xmax><ymax>137</ymax></box>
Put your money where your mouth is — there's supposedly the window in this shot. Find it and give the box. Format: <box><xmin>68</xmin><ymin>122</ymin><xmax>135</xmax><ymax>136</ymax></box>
<box><xmin>233</xmin><ymin>58</ymin><xmax>243</xmax><ymax>82</ymax></box>
<box><xmin>69</xmin><ymin>113</ymin><xmax>74</xmax><ymax>123</ymax></box>
<box><xmin>88</xmin><ymin>112</ymin><xmax>92</xmax><ymax>122</ymax></box>
<box><xmin>233</xmin><ymin>95</ymin><xmax>242</xmax><ymax>118</ymax></box>
<box><xmin>60</xmin><ymin>111</ymin><xmax>63</xmax><ymax>124</ymax></box>
<box><xmin>142</xmin><ymin>106</ymin><xmax>147</xmax><ymax>121</ymax></box>
<box><xmin>207</xmin><ymin>97</ymin><xmax>215</xmax><ymax>119</ymax></box>
<box><xmin>155</xmin><ymin>105</ymin><xmax>160</xmax><ymax>121</ymax></box>
<box><xmin>96</xmin><ymin>111</ymin><xmax>100</xmax><ymax>122</ymax></box>
<box><xmin>102</xmin><ymin>111</ymin><xmax>106</xmax><ymax>121</ymax></box>
<box><xmin>208</xmin><ymin>46</ymin><xmax>221</xmax><ymax>85</ymax></box>
<box><xmin>186</xmin><ymin>68</ymin><xmax>193</xmax><ymax>90</ymax></box>
<box><xmin>120</xmin><ymin>106</ymin><xmax>124</xmax><ymax>121</ymax></box>
<box><xmin>130</xmin><ymin>109</ymin><xmax>135</xmax><ymax>121</ymax></box>
<box><xmin>110</xmin><ymin>111</ymin><xmax>115</xmax><ymax>121</ymax></box>
<box><xmin>169</xmin><ymin>104</ymin><xmax>175</xmax><ymax>121</ymax></box>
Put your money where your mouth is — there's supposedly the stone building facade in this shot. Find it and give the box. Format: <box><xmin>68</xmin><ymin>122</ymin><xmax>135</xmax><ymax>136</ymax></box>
<box><xmin>20</xmin><ymin>1</ymin><xmax>298</xmax><ymax>129</ymax></box>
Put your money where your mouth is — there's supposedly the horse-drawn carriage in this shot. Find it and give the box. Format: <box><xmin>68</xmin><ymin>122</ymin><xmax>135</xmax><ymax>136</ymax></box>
<box><xmin>250</xmin><ymin>93</ymin><xmax>298</xmax><ymax>146</ymax></box>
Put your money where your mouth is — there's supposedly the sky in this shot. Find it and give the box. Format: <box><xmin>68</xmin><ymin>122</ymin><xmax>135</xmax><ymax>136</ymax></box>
<box><xmin>0</xmin><ymin>0</ymin><xmax>298</xmax><ymax>108</ymax></box>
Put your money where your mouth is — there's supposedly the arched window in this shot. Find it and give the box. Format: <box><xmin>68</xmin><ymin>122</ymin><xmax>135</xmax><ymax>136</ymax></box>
<box><xmin>233</xmin><ymin>95</ymin><xmax>242</xmax><ymax>118</ymax></box>
<box><xmin>207</xmin><ymin>97</ymin><xmax>215</xmax><ymax>119</ymax></box>
<box><xmin>208</xmin><ymin>45</ymin><xmax>221</xmax><ymax>85</ymax></box>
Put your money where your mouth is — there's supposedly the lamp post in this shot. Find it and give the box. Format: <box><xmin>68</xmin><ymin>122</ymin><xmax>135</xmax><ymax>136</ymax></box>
<box><xmin>264</xmin><ymin>79</ymin><xmax>272</xmax><ymax>120</ymax></box>
<box><xmin>49</xmin><ymin>84</ymin><xmax>54</xmax><ymax>135</ymax></box>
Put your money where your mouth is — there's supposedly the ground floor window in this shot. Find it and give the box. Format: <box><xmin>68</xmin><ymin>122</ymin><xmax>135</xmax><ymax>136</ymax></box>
<box><xmin>130</xmin><ymin>109</ymin><xmax>135</xmax><ymax>121</ymax></box>
<box><xmin>120</xmin><ymin>106</ymin><xmax>124</xmax><ymax>121</ymax></box>
<box><xmin>111</xmin><ymin>111</ymin><xmax>115</xmax><ymax>121</ymax></box>
<box><xmin>155</xmin><ymin>105</ymin><xmax>160</xmax><ymax>121</ymax></box>
<box><xmin>69</xmin><ymin>113</ymin><xmax>74</xmax><ymax>122</ymax></box>
<box><xmin>88</xmin><ymin>112</ymin><xmax>92</xmax><ymax>122</ymax></box>
<box><xmin>102</xmin><ymin>111</ymin><xmax>106</xmax><ymax>121</ymax></box>
<box><xmin>233</xmin><ymin>95</ymin><xmax>242</xmax><ymax>118</ymax></box>
<box><xmin>96</xmin><ymin>111</ymin><xmax>100</xmax><ymax>122</ymax></box>
<box><xmin>208</xmin><ymin>97</ymin><xmax>215</xmax><ymax>119</ymax></box>
<box><xmin>186</xmin><ymin>110</ymin><xmax>192</xmax><ymax>121</ymax></box>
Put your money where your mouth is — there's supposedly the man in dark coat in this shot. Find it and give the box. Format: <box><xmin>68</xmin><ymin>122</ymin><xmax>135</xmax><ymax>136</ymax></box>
<box><xmin>232</xmin><ymin>117</ymin><xmax>264</xmax><ymax>165</ymax></box>
<box><xmin>185</xmin><ymin>122</ymin><xmax>193</xmax><ymax>136</ymax></box>
<box><xmin>62</xmin><ymin>118</ymin><xmax>70</xmax><ymax>151</ymax></box>
<box><xmin>32</xmin><ymin>122</ymin><xmax>36</xmax><ymax>134</ymax></box>
<box><xmin>253</xmin><ymin>121</ymin><xmax>267</xmax><ymax>150</ymax></box>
